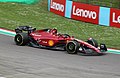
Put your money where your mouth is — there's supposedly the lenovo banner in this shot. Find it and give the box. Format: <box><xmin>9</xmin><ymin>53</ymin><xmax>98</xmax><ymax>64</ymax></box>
<box><xmin>110</xmin><ymin>8</ymin><xmax>120</xmax><ymax>28</ymax></box>
<box><xmin>48</xmin><ymin>0</ymin><xmax>120</xmax><ymax>28</ymax></box>
<box><xmin>50</xmin><ymin>0</ymin><xmax>66</xmax><ymax>16</ymax></box>
<box><xmin>71</xmin><ymin>2</ymin><xmax>99</xmax><ymax>24</ymax></box>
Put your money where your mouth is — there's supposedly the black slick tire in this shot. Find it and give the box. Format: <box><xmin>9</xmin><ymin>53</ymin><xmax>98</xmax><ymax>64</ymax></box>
<box><xmin>14</xmin><ymin>33</ymin><xmax>29</xmax><ymax>46</ymax></box>
<box><xmin>66</xmin><ymin>40</ymin><xmax>80</xmax><ymax>54</ymax></box>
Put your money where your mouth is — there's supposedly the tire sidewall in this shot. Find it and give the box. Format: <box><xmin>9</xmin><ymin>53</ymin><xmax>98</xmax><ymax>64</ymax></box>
<box><xmin>14</xmin><ymin>33</ymin><xmax>29</xmax><ymax>46</ymax></box>
<box><xmin>66</xmin><ymin>41</ymin><xmax>79</xmax><ymax>54</ymax></box>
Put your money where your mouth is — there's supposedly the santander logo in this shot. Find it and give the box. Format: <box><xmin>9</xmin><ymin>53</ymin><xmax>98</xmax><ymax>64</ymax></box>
<box><xmin>112</xmin><ymin>12</ymin><xmax>120</xmax><ymax>23</ymax></box>
<box><xmin>50</xmin><ymin>0</ymin><xmax>64</xmax><ymax>12</ymax></box>
<box><xmin>72</xmin><ymin>5</ymin><xmax>97</xmax><ymax>19</ymax></box>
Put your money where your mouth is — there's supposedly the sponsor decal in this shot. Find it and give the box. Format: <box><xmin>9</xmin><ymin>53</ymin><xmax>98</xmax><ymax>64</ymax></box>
<box><xmin>48</xmin><ymin>0</ymin><xmax>120</xmax><ymax>28</ymax></box>
<box><xmin>50</xmin><ymin>0</ymin><xmax>66</xmax><ymax>16</ymax></box>
<box><xmin>112</xmin><ymin>13</ymin><xmax>120</xmax><ymax>23</ymax></box>
<box><xmin>72</xmin><ymin>6</ymin><xmax>97</xmax><ymax>19</ymax></box>
<box><xmin>71</xmin><ymin>2</ymin><xmax>99</xmax><ymax>24</ymax></box>
<box><xmin>110</xmin><ymin>8</ymin><xmax>120</xmax><ymax>28</ymax></box>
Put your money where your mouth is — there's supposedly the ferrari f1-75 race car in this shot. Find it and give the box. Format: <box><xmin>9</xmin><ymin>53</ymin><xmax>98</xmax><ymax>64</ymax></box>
<box><xmin>14</xmin><ymin>26</ymin><xmax>107</xmax><ymax>55</ymax></box>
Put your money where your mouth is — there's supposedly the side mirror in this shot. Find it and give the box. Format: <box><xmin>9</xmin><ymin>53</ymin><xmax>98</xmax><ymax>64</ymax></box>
<box><xmin>71</xmin><ymin>36</ymin><xmax>74</xmax><ymax>38</ymax></box>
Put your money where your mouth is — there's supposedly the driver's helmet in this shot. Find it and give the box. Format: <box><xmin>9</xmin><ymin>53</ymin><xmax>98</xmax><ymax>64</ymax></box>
<box><xmin>51</xmin><ymin>28</ymin><xmax>57</xmax><ymax>34</ymax></box>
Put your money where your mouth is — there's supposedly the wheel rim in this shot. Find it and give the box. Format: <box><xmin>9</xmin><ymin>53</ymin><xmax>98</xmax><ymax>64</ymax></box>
<box><xmin>67</xmin><ymin>42</ymin><xmax>75</xmax><ymax>52</ymax></box>
<box><xmin>15</xmin><ymin>35</ymin><xmax>23</xmax><ymax>45</ymax></box>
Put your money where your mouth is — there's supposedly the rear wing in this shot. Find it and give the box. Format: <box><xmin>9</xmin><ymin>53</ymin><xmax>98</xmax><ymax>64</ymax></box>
<box><xmin>15</xmin><ymin>26</ymin><xmax>36</xmax><ymax>34</ymax></box>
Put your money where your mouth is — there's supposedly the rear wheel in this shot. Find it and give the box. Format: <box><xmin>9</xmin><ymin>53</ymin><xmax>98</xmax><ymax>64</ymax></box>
<box><xmin>14</xmin><ymin>33</ymin><xmax>29</xmax><ymax>46</ymax></box>
<box><xmin>66</xmin><ymin>40</ymin><xmax>80</xmax><ymax>54</ymax></box>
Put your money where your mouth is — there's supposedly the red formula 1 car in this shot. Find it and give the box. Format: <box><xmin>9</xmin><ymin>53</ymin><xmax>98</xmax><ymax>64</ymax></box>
<box><xmin>14</xmin><ymin>26</ymin><xmax>107</xmax><ymax>55</ymax></box>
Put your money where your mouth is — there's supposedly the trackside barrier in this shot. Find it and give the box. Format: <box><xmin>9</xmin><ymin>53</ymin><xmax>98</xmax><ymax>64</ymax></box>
<box><xmin>48</xmin><ymin>0</ymin><xmax>120</xmax><ymax>28</ymax></box>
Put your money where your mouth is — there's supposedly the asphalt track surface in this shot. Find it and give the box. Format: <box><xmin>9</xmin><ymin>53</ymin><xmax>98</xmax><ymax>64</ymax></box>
<box><xmin>0</xmin><ymin>34</ymin><xmax>120</xmax><ymax>78</ymax></box>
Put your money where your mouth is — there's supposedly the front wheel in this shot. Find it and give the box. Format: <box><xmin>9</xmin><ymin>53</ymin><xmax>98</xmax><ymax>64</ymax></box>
<box><xmin>14</xmin><ymin>33</ymin><xmax>29</xmax><ymax>46</ymax></box>
<box><xmin>66</xmin><ymin>40</ymin><xmax>80</xmax><ymax>54</ymax></box>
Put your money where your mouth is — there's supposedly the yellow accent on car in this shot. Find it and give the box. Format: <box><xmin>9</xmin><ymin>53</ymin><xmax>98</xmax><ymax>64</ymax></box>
<box><xmin>48</xmin><ymin>40</ymin><xmax>54</xmax><ymax>46</ymax></box>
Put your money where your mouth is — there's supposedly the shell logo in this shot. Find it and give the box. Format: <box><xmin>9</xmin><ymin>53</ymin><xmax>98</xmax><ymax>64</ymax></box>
<box><xmin>48</xmin><ymin>40</ymin><xmax>54</xmax><ymax>46</ymax></box>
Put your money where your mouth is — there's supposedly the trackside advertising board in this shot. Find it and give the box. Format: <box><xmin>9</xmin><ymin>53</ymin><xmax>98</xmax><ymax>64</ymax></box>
<box><xmin>110</xmin><ymin>8</ymin><xmax>120</xmax><ymax>28</ymax></box>
<box><xmin>50</xmin><ymin>0</ymin><xmax>66</xmax><ymax>16</ymax></box>
<box><xmin>48</xmin><ymin>0</ymin><xmax>120</xmax><ymax>28</ymax></box>
<box><xmin>71</xmin><ymin>2</ymin><xmax>99</xmax><ymax>24</ymax></box>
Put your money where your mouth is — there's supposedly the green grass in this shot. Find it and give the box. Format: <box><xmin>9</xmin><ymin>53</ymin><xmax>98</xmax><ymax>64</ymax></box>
<box><xmin>0</xmin><ymin>0</ymin><xmax>120</xmax><ymax>49</ymax></box>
